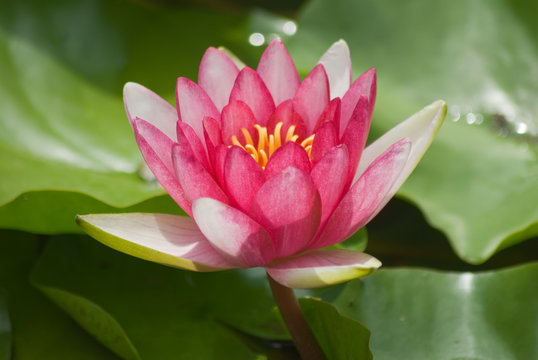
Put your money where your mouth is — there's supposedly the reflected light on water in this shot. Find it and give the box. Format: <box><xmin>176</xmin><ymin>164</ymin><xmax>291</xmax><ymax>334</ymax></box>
<box><xmin>515</xmin><ymin>122</ymin><xmax>528</xmax><ymax>134</ymax></box>
<box><xmin>248</xmin><ymin>33</ymin><xmax>265</xmax><ymax>46</ymax></box>
<box><xmin>458</xmin><ymin>273</ymin><xmax>473</xmax><ymax>293</ymax></box>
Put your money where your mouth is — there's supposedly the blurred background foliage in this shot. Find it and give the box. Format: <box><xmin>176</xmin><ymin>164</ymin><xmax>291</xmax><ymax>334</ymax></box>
<box><xmin>0</xmin><ymin>0</ymin><xmax>536</xmax><ymax>359</ymax></box>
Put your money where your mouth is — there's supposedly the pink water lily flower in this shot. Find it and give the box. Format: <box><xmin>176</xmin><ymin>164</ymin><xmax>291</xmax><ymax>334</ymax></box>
<box><xmin>77</xmin><ymin>39</ymin><xmax>445</xmax><ymax>289</ymax></box>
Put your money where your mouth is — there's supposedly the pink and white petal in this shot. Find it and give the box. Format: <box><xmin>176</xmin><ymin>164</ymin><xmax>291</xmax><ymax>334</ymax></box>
<box><xmin>317</xmin><ymin>40</ymin><xmax>352</xmax><ymax>100</ymax></box>
<box><xmin>218</xmin><ymin>46</ymin><xmax>247</xmax><ymax>69</ymax></box>
<box><xmin>264</xmin><ymin>142</ymin><xmax>311</xmax><ymax>180</ymax></box>
<box><xmin>257</xmin><ymin>39</ymin><xmax>301</xmax><ymax>105</ymax></box>
<box><xmin>340</xmin><ymin>68</ymin><xmax>376</xmax><ymax>136</ymax></box>
<box><xmin>266</xmin><ymin>100</ymin><xmax>307</xmax><ymax>141</ymax></box>
<box><xmin>198</xmin><ymin>47</ymin><xmax>240</xmax><ymax>111</ymax></box>
<box><xmin>224</xmin><ymin>146</ymin><xmax>265</xmax><ymax>213</ymax></box>
<box><xmin>266</xmin><ymin>249</ymin><xmax>381</xmax><ymax>289</ymax></box>
<box><xmin>314</xmin><ymin>138</ymin><xmax>411</xmax><ymax>249</ymax></box>
<box><xmin>342</xmin><ymin>95</ymin><xmax>371</xmax><ymax>180</ymax></box>
<box><xmin>177</xmin><ymin>121</ymin><xmax>210</xmax><ymax>172</ymax></box>
<box><xmin>310</xmin><ymin>121</ymin><xmax>339</xmax><ymax>164</ymax></box>
<box><xmin>250</xmin><ymin>167</ymin><xmax>321</xmax><ymax>258</ymax></box>
<box><xmin>229</xmin><ymin>67</ymin><xmax>275</xmax><ymax>126</ymax></box>
<box><xmin>221</xmin><ymin>100</ymin><xmax>257</xmax><ymax>146</ymax></box>
<box><xmin>353</xmin><ymin>100</ymin><xmax>447</xmax><ymax>193</ymax></box>
<box><xmin>172</xmin><ymin>134</ymin><xmax>228</xmax><ymax>204</ymax></box>
<box><xmin>124</xmin><ymin>82</ymin><xmax>178</xmax><ymax>140</ymax></box>
<box><xmin>176</xmin><ymin>77</ymin><xmax>220</xmax><ymax>141</ymax></box>
<box><xmin>293</xmin><ymin>64</ymin><xmax>330</xmax><ymax>134</ymax></box>
<box><xmin>76</xmin><ymin>213</ymin><xmax>237</xmax><ymax>271</ymax></box>
<box><xmin>310</xmin><ymin>145</ymin><xmax>349</xmax><ymax>224</ymax></box>
<box><xmin>133</xmin><ymin>118</ymin><xmax>191</xmax><ymax>215</ymax></box>
<box><xmin>192</xmin><ymin>197</ymin><xmax>276</xmax><ymax>267</ymax></box>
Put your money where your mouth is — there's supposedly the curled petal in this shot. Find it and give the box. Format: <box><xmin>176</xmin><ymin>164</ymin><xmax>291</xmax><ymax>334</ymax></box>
<box><xmin>177</xmin><ymin>121</ymin><xmax>210</xmax><ymax>172</ymax></box>
<box><xmin>314</xmin><ymin>138</ymin><xmax>411</xmax><ymax>249</ymax></box>
<box><xmin>193</xmin><ymin>198</ymin><xmax>276</xmax><ymax>267</ymax></box>
<box><xmin>229</xmin><ymin>67</ymin><xmax>275</xmax><ymax>125</ymax></box>
<box><xmin>250</xmin><ymin>167</ymin><xmax>321</xmax><ymax>258</ymax></box>
<box><xmin>340</xmin><ymin>68</ymin><xmax>376</xmax><ymax>136</ymax></box>
<box><xmin>198</xmin><ymin>47</ymin><xmax>240</xmax><ymax>111</ymax></box>
<box><xmin>133</xmin><ymin>118</ymin><xmax>190</xmax><ymax>215</ymax></box>
<box><xmin>354</xmin><ymin>100</ymin><xmax>447</xmax><ymax>192</ymax></box>
<box><xmin>266</xmin><ymin>249</ymin><xmax>381</xmax><ymax>289</ymax></box>
<box><xmin>176</xmin><ymin>77</ymin><xmax>220</xmax><ymax>141</ymax></box>
<box><xmin>76</xmin><ymin>213</ymin><xmax>237</xmax><ymax>271</ymax></box>
<box><xmin>317</xmin><ymin>40</ymin><xmax>352</xmax><ymax>100</ymax></box>
<box><xmin>124</xmin><ymin>82</ymin><xmax>178</xmax><ymax>140</ymax></box>
<box><xmin>257</xmin><ymin>39</ymin><xmax>301</xmax><ymax>105</ymax></box>
<box><xmin>293</xmin><ymin>64</ymin><xmax>330</xmax><ymax>134</ymax></box>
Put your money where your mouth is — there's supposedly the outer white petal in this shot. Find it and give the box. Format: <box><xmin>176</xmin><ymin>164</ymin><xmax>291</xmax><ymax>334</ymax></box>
<box><xmin>266</xmin><ymin>249</ymin><xmax>381</xmax><ymax>289</ymax></box>
<box><xmin>76</xmin><ymin>213</ymin><xmax>237</xmax><ymax>271</ymax></box>
<box><xmin>123</xmin><ymin>82</ymin><xmax>178</xmax><ymax>140</ymax></box>
<box><xmin>317</xmin><ymin>39</ymin><xmax>352</xmax><ymax>99</ymax></box>
<box><xmin>354</xmin><ymin>100</ymin><xmax>447</xmax><ymax>193</ymax></box>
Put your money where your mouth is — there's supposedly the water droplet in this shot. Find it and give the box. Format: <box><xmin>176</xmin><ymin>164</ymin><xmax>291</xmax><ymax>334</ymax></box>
<box><xmin>248</xmin><ymin>33</ymin><xmax>265</xmax><ymax>47</ymax></box>
<box><xmin>282</xmin><ymin>21</ymin><xmax>297</xmax><ymax>35</ymax></box>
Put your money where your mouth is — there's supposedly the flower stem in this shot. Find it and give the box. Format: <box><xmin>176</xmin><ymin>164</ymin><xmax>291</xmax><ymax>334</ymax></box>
<box><xmin>267</xmin><ymin>273</ymin><xmax>327</xmax><ymax>360</ymax></box>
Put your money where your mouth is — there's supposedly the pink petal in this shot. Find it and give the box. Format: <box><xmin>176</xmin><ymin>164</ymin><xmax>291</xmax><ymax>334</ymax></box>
<box><xmin>340</xmin><ymin>68</ymin><xmax>376</xmax><ymax>136</ymax></box>
<box><xmin>293</xmin><ymin>64</ymin><xmax>330</xmax><ymax>134</ymax></box>
<box><xmin>310</xmin><ymin>145</ymin><xmax>349</xmax><ymax>224</ymax></box>
<box><xmin>264</xmin><ymin>141</ymin><xmax>311</xmax><ymax>180</ymax></box>
<box><xmin>193</xmin><ymin>198</ymin><xmax>276</xmax><ymax>267</ymax></box>
<box><xmin>203</xmin><ymin>116</ymin><xmax>222</xmax><ymax>169</ymax></box>
<box><xmin>176</xmin><ymin>77</ymin><xmax>220</xmax><ymax>141</ymax></box>
<box><xmin>266</xmin><ymin>249</ymin><xmax>381</xmax><ymax>289</ymax></box>
<box><xmin>256</xmin><ymin>39</ymin><xmax>301</xmax><ymax>106</ymax></box>
<box><xmin>250</xmin><ymin>167</ymin><xmax>321</xmax><ymax>258</ymax></box>
<box><xmin>212</xmin><ymin>144</ymin><xmax>229</xmax><ymax>189</ymax></box>
<box><xmin>221</xmin><ymin>100</ymin><xmax>257</xmax><ymax>146</ymax></box>
<box><xmin>172</xmin><ymin>127</ymin><xmax>228</xmax><ymax>205</ymax></box>
<box><xmin>341</xmin><ymin>95</ymin><xmax>371</xmax><ymax>181</ymax></box>
<box><xmin>266</xmin><ymin>99</ymin><xmax>307</xmax><ymax>141</ymax></box>
<box><xmin>124</xmin><ymin>82</ymin><xmax>178</xmax><ymax>140</ymax></box>
<box><xmin>313</xmin><ymin>138</ymin><xmax>410</xmax><ymax>249</ymax></box>
<box><xmin>198</xmin><ymin>47</ymin><xmax>240</xmax><ymax>111</ymax></box>
<box><xmin>317</xmin><ymin>40</ymin><xmax>352</xmax><ymax>100</ymax></box>
<box><xmin>177</xmin><ymin>121</ymin><xmax>210</xmax><ymax>173</ymax></box>
<box><xmin>310</xmin><ymin>121</ymin><xmax>338</xmax><ymax>164</ymax></box>
<box><xmin>229</xmin><ymin>67</ymin><xmax>275</xmax><ymax>126</ymax></box>
<box><xmin>315</xmin><ymin>97</ymin><xmax>341</xmax><ymax>133</ymax></box>
<box><xmin>77</xmin><ymin>213</ymin><xmax>237</xmax><ymax>271</ymax></box>
<box><xmin>224</xmin><ymin>146</ymin><xmax>265</xmax><ymax>213</ymax></box>
<box><xmin>132</xmin><ymin>118</ymin><xmax>191</xmax><ymax>215</ymax></box>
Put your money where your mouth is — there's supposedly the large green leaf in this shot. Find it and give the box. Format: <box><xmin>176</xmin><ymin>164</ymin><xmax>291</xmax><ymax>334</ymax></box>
<box><xmin>331</xmin><ymin>264</ymin><xmax>538</xmax><ymax>359</ymax></box>
<box><xmin>0</xmin><ymin>231</ymin><xmax>118</xmax><ymax>359</ymax></box>
<box><xmin>0</xmin><ymin>0</ymin><xmax>255</xmax><ymax>233</ymax></box>
<box><xmin>31</xmin><ymin>235</ymin><xmax>289</xmax><ymax>359</ymax></box>
<box><xmin>283</xmin><ymin>0</ymin><xmax>538</xmax><ymax>263</ymax></box>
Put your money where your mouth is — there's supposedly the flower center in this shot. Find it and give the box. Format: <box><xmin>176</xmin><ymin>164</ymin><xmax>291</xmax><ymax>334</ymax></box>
<box><xmin>230</xmin><ymin>122</ymin><xmax>315</xmax><ymax>169</ymax></box>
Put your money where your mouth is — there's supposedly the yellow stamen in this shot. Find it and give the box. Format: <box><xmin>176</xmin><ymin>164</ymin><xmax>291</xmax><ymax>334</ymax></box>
<box><xmin>229</xmin><ymin>121</ymin><xmax>315</xmax><ymax>169</ymax></box>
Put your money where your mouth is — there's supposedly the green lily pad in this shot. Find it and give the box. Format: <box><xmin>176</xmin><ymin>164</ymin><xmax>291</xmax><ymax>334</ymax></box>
<box><xmin>0</xmin><ymin>0</ymin><xmax>253</xmax><ymax>233</ymax></box>
<box><xmin>283</xmin><ymin>0</ymin><xmax>538</xmax><ymax>263</ymax></box>
<box><xmin>0</xmin><ymin>231</ymin><xmax>118</xmax><ymax>359</ymax></box>
<box><xmin>331</xmin><ymin>264</ymin><xmax>538</xmax><ymax>359</ymax></box>
<box><xmin>31</xmin><ymin>235</ymin><xmax>289</xmax><ymax>359</ymax></box>
<box><xmin>300</xmin><ymin>298</ymin><xmax>372</xmax><ymax>360</ymax></box>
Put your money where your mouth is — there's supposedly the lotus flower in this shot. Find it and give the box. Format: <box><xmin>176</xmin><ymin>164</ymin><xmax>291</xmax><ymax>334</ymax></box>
<box><xmin>77</xmin><ymin>39</ymin><xmax>445</xmax><ymax>289</ymax></box>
